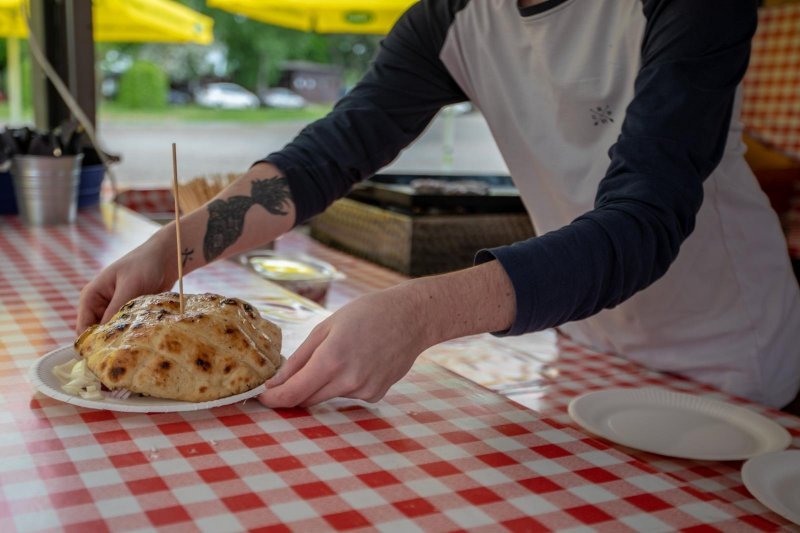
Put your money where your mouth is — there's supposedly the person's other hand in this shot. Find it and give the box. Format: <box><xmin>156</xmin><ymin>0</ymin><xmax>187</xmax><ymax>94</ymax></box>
<box><xmin>258</xmin><ymin>283</ymin><xmax>434</xmax><ymax>408</ymax></box>
<box><xmin>76</xmin><ymin>230</ymin><xmax>176</xmax><ymax>334</ymax></box>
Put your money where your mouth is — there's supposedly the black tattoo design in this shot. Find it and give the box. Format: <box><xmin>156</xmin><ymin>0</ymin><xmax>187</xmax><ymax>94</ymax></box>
<box><xmin>204</xmin><ymin>195</ymin><xmax>254</xmax><ymax>262</ymax></box>
<box><xmin>181</xmin><ymin>248</ymin><xmax>194</xmax><ymax>267</ymax></box>
<box><xmin>251</xmin><ymin>177</ymin><xmax>292</xmax><ymax>215</ymax></box>
<box><xmin>203</xmin><ymin>176</ymin><xmax>291</xmax><ymax>262</ymax></box>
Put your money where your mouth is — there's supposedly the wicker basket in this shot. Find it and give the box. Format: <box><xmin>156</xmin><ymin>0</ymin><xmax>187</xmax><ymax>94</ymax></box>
<box><xmin>309</xmin><ymin>198</ymin><xmax>535</xmax><ymax>276</ymax></box>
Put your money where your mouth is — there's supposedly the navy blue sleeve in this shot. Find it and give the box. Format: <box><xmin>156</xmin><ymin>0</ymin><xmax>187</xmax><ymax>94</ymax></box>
<box><xmin>476</xmin><ymin>0</ymin><xmax>757</xmax><ymax>335</ymax></box>
<box><xmin>263</xmin><ymin>1</ymin><xmax>468</xmax><ymax>225</ymax></box>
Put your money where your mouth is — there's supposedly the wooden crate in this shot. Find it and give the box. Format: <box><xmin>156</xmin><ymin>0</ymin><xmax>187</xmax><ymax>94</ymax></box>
<box><xmin>309</xmin><ymin>198</ymin><xmax>535</xmax><ymax>277</ymax></box>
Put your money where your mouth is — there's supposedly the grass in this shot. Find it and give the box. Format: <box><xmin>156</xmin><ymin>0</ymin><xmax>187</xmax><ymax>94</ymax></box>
<box><xmin>0</xmin><ymin>102</ymin><xmax>332</xmax><ymax>125</ymax></box>
<box><xmin>98</xmin><ymin>102</ymin><xmax>332</xmax><ymax>123</ymax></box>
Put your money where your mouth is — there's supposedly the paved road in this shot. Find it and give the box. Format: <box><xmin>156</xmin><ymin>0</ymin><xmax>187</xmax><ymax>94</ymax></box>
<box><xmin>97</xmin><ymin>112</ymin><xmax>508</xmax><ymax>189</ymax></box>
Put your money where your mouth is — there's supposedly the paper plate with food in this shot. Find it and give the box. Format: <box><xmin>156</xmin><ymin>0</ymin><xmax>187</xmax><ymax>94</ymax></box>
<box><xmin>28</xmin><ymin>292</ymin><xmax>284</xmax><ymax>412</ymax></box>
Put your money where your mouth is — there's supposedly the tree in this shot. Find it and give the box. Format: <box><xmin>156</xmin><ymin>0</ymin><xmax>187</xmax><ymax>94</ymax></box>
<box><xmin>184</xmin><ymin>0</ymin><xmax>381</xmax><ymax>90</ymax></box>
<box><xmin>91</xmin><ymin>0</ymin><xmax>384</xmax><ymax>102</ymax></box>
<box><xmin>117</xmin><ymin>60</ymin><xmax>168</xmax><ymax>109</ymax></box>
<box><xmin>209</xmin><ymin>11</ymin><xmax>331</xmax><ymax>90</ymax></box>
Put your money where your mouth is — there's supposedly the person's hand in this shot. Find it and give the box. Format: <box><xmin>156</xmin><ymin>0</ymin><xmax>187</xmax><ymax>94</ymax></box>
<box><xmin>258</xmin><ymin>283</ymin><xmax>435</xmax><ymax>408</ymax></box>
<box><xmin>258</xmin><ymin>259</ymin><xmax>516</xmax><ymax>408</ymax></box>
<box><xmin>76</xmin><ymin>230</ymin><xmax>177</xmax><ymax>334</ymax></box>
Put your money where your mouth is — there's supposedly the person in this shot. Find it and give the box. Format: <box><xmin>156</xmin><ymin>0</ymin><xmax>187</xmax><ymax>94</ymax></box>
<box><xmin>78</xmin><ymin>0</ymin><xmax>800</xmax><ymax>413</ymax></box>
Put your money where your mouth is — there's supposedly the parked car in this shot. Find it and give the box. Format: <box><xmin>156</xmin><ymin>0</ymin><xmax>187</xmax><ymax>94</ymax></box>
<box><xmin>168</xmin><ymin>88</ymin><xmax>192</xmax><ymax>105</ymax></box>
<box><xmin>195</xmin><ymin>82</ymin><xmax>260</xmax><ymax>110</ymax></box>
<box><xmin>261</xmin><ymin>88</ymin><xmax>307</xmax><ymax>110</ymax></box>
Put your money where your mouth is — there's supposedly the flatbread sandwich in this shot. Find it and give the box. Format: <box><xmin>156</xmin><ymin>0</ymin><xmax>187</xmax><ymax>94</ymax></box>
<box><xmin>67</xmin><ymin>292</ymin><xmax>282</xmax><ymax>402</ymax></box>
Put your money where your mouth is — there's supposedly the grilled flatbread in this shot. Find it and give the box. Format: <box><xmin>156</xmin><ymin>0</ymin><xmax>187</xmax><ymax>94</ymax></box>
<box><xmin>75</xmin><ymin>292</ymin><xmax>282</xmax><ymax>402</ymax></box>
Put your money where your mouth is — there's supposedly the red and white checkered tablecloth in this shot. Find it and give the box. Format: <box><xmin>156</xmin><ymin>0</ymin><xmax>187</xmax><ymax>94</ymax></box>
<box><xmin>788</xmin><ymin>180</ymin><xmax>800</xmax><ymax>259</ymax></box>
<box><xmin>0</xmin><ymin>205</ymin><xmax>797</xmax><ymax>531</ymax></box>
<box><xmin>742</xmin><ymin>3</ymin><xmax>800</xmax><ymax>161</ymax></box>
<box><xmin>277</xmin><ymin>220</ymin><xmax>800</xmax><ymax>531</ymax></box>
<box><xmin>114</xmin><ymin>188</ymin><xmax>175</xmax><ymax>216</ymax></box>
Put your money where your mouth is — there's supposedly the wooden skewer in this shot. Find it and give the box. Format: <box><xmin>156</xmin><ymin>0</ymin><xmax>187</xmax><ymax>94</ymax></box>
<box><xmin>171</xmin><ymin>143</ymin><xmax>185</xmax><ymax>315</ymax></box>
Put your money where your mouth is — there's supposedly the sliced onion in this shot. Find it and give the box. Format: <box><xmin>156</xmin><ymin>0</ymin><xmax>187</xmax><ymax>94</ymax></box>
<box><xmin>108</xmin><ymin>388</ymin><xmax>132</xmax><ymax>400</ymax></box>
<box><xmin>52</xmin><ymin>358</ymin><xmax>104</xmax><ymax>399</ymax></box>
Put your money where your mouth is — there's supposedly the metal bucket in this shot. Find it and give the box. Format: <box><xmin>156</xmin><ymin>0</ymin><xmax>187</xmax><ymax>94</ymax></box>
<box><xmin>11</xmin><ymin>154</ymin><xmax>83</xmax><ymax>226</ymax></box>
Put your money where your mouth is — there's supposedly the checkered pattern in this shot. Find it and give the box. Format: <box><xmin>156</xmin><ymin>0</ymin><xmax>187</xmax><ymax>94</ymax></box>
<box><xmin>114</xmin><ymin>188</ymin><xmax>175</xmax><ymax>215</ymax></box>
<box><xmin>278</xmin><ymin>221</ymin><xmax>800</xmax><ymax>530</ymax></box>
<box><xmin>788</xmin><ymin>180</ymin><xmax>800</xmax><ymax>259</ymax></box>
<box><xmin>742</xmin><ymin>3</ymin><xmax>800</xmax><ymax>161</ymax></box>
<box><xmin>0</xmin><ymin>206</ymin><xmax>796</xmax><ymax>531</ymax></box>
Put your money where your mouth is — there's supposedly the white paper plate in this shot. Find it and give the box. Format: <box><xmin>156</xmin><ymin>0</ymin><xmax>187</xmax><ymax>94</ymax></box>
<box><xmin>568</xmin><ymin>388</ymin><xmax>791</xmax><ymax>461</ymax></box>
<box><xmin>28</xmin><ymin>344</ymin><xmax>272</xmax><ymax>413</ymax></box>
<box><xmin>742</xmin><ymin>450</ymin><xmax>800</xmax><ymax>525</ymax></box>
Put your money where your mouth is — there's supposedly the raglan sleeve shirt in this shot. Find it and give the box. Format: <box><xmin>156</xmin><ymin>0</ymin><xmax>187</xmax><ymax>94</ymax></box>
<box><xmin>263</xmin><ymin>0</ymin><xmax>757</xmax><ymax>336</ymax></box>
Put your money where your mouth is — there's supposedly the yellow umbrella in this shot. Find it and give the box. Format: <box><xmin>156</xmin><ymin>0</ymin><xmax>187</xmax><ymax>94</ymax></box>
<box><xmin>0</xmin><ymin>0</ymin><xmax>24</xmax><ymax>38</ymax></box>
<box><xmin>95</xmin><ymin>0</ymin><xmax>213</xmax><ymax>45</ymax></box>
<box><xmin>0</xmin><ymin>0</ymin><xmax>213</xmax><ymax>44</ymax></box>
<box><xmin>207</xmin><ymin>0</ymin><xmax>416</xmax><ymax>35</ymax></box>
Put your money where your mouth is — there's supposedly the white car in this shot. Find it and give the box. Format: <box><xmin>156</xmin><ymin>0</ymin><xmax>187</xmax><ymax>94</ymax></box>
<box><xmin>261</xmin><ymin>88</ymin><xmax>307</xmax><ymax>110</ymax></box>
<box><xmin>195</xmin><ymin>83</ymin><xmax>260</xmax><ymax>110</ymax></box>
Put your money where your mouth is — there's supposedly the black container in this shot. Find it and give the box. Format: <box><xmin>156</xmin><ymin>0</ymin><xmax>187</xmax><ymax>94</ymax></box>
<box><xmin>348</xmin><ymin>172</ymin><xmax>524</xmax><ymax>215</ymax></box>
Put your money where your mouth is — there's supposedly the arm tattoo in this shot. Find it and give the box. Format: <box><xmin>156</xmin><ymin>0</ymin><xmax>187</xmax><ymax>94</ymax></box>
<box><xmin>202</xmin><ymin>176</ymin><xmax>291</xmax><ymax>262</ymax></box>
<box><xmin>251</xmin><ymin>176</ymin><xmax>292</xmax><ymax>215</ymax></box>
<box><xmin>204</xmin><ymin>196</ymin><xmax>254</xmax><ymax>261</ymax></box>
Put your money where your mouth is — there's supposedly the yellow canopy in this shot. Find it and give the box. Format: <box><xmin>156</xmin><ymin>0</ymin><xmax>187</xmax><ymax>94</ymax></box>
<box><xmin>0</xmin><ymin>0</ymin><xmax>22</xmax><ymax>38</ymax></box>
<box><xmin>207</xmin><ymin>0</ymin><xmax>416</xmax><ymax>35</ymax></box>
<box><xmin>0</xmin><ymin>0</ymin><xmax>213</xmax><ymax>44</ymax></box>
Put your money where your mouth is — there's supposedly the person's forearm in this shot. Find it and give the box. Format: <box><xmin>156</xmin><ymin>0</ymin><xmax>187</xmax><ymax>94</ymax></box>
<box><xmin>149</xmin><ymin>162</ymin><xmax>296</xmax><ymax>278</ymax></box>
<box><xmin>400</xmin><ymin>260</ymin><xmax>517</xmax><ymax>346</ymax></box>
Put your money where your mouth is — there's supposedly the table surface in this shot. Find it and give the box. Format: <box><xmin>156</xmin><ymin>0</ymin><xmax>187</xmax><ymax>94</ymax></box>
<box><xmin>1</xmin><ymin>205</ymin><xmax>798</xmax><ymax>532</ymax></box>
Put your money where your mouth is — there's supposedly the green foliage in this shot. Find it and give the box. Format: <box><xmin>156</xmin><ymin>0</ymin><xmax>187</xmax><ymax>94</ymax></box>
<box><xmin>211</xmin><ymin>12</ymin><xmax>332</xmax><ymax>90</ymax></box>
<box><xmin>0</xmin><ymin>1</ymin><xmax>381</xmax><ymax>112</ymax></box>
<box><xmin>203</xmin><ymin>4</ymin><xmax>380</xmax><ymax>91</ymax></box>
<box><xmin>97</xmin><ymin>102</ymin><xmax>331</xmax><ymax>123</ymax></box>
<box><xmin>0</xmin><ymin>40</ymin><xmax>32</xmax><ymax>111</ymax></box>
<box><xmin>21</xmin><ymin>51</ymin><xmax>32</xmax><ymax>110</ymax></box>
<box><xmin>6</xmin><ymin>41</ymin><xmax>33</xmax><ymax>111</ymax></box>
<box><xmin>328</xmin><ymin>35</ymin><xmax>382</xmax><ymax>86</ymax></box>
<box><xmin>116</xmin><ymin>60</ymin><xmax>168</xmax><ymax>109</ymax></box>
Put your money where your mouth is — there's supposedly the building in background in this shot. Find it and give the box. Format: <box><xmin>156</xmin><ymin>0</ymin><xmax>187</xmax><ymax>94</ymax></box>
<box><xmin>278</xmin><ymin>61</ymin><xmax>342</xmax><ymax>104</ymax></box>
